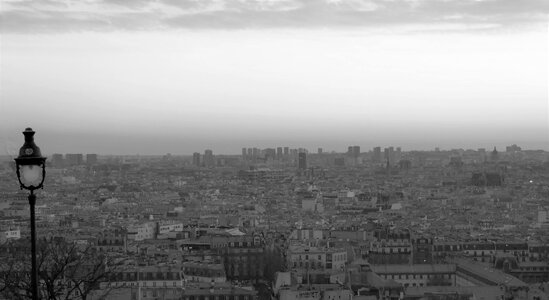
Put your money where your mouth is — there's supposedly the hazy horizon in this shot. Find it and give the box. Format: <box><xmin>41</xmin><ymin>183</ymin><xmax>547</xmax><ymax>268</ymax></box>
<box><xmin>1</xmin><ymin>0</ymin><xmax>548</xmax><ymax>155</ymax></box>
<box><xmin>2</xmin><ymin>128</ymin><xmax>548</xmax><ymax>156</ymax></box>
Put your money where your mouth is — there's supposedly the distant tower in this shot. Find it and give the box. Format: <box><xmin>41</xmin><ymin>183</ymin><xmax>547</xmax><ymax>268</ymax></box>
<box><xmin>373</xmin><ymin>147</ymin><xmax>381</xmax><ymax>162</ymax></box>
<box><xmin>352</xmin><ymin>146</ymin><xmax>360</xmax><ymax>158</ymax></box>
<box><xmin>51</xmin><ymin>153</ymin><xmax>64</xmax><ymax>167</ymax></box>
<box><xmin>65</xmin><ymin>154</ymin><xmax>83</xmax><ymax>166</ymax></box>
<box><xmin>284</xmin><ymin>147</ymin><xmax>289</xmax><ymax>156</ymax></box>
<box><xmin>252</xmin><ymin>148</ymin><xmax>260</xmax><ymax>158</ymax></box>
<box><xmin>265</xmin><ymin>148</ymin><xmax>276</xmax><ymax>160</ymax></box>
<box><xmin>384</xmin><ymin>147</ymin><xmax>394</xmax><ymax>164</ymax></box>
<box><xmin>491</xmin><ymin>147</ymin><xmax>499</xmax><ymax>162</ymax></box>
<box><xmin>242</xmin><ymin>148</ymin><xmax>247</xmax><ymax>159</ymax></box>
<box><xmin>204</xmin><ymin>149</ymin><xmax>214</xmax><ymax>167</ymax></box>
<box><xmin>395</xmin><ymin>147</ymin><xmax>402</xmax><ymax>162</ymax></box>
<box><xmin>192</xmin><ymin>152</ymin><xmax>201</xmax><ymax>166</ymax></box>
<box><xmin>277</xmin><ymin>147</ymin><xmax>283</xmax><ymax>159</ymax></box>
<box><xmin>298</xmin><ymin>152</ymin><xmax>307</xmax><ymax>170</ymax></box>
<box><xmin>318</xmin><ymin>148</ymin><xmax>323</xmax><ymax>154</ymax></box>
<box><xmin>86</xmin><ymin>154</ymin><xmax>98</xmax><ymax>165</ymax></box>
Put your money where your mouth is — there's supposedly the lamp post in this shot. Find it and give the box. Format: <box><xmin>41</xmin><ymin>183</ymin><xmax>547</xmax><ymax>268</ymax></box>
<box><xmin>14</xmin><ymin>128</ymin><xmax>47</xmax><ymax>300</ymax></box>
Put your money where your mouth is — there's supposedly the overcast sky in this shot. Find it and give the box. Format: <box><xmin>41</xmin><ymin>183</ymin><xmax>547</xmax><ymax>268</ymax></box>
<box><xmin>1</xmin><ymin>0</ymin><xmax>548</xmax><ymax>155</ymax></box>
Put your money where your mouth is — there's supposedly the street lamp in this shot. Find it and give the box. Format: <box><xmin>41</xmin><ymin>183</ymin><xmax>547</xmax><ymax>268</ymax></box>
<box><xmin>14</xmin><ymin>128</ymin><xmax>46</xmax><ymax>300</ymax></box>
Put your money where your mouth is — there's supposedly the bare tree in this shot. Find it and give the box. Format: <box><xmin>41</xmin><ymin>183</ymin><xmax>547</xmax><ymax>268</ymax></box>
<box><xmin>0</xmin><ymin>238</ymin><xmax>127</xmax><ymax>300</ymax></box>
<box><xmin>0</xmin><ymin>240</ymin><xmax>34</xmax><ymax>300</ymax></box>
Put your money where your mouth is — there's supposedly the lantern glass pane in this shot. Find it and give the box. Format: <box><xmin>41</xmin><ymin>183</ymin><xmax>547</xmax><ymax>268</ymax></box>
<box><xmin>20</xmin><ymin>165</ymin><xmax>42</xmax><ymax>187</ymax></box>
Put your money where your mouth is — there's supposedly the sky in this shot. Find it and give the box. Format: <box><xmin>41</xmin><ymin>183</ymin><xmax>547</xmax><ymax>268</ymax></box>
<box><xmin>1</xmin><ymin>0</ymin><xmax>548</xmax><ymax>155</ymax></box>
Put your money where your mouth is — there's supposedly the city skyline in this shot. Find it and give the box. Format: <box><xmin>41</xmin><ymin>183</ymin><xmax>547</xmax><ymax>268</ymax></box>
<box><xmin>0</xmin><ymin>135</ymin><xmax>541</xmax><ymax>157</ymax></box>
<box><xmin>1</xmin><ymin>0</ymin><xmax>548</xmax><ymax>155</ymax></box>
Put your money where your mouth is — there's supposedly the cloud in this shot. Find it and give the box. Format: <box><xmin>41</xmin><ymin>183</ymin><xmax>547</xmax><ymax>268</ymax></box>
<box><xmin>0</xmin><ymin>0</ymin><xmax>547</xmax><ymax>32</ymax></box>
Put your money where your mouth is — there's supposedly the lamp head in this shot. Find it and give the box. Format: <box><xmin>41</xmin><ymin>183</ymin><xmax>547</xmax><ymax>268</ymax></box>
<box><xmin>14</xmin><ymin>128</ymin><xmax>46</xmax><ymax>191</ymax></box>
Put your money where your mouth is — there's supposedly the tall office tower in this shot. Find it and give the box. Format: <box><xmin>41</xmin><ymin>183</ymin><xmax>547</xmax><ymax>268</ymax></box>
<box><xmin>395</xmin><ymin>147</ymin><xmax>402</xmax><ymax>162</ymax></box>
<box><xmin>265</xmin><ymin>148</ymin><xmax>276</xmax><ymax>160</ymax></box>
<box><xmin>373</xmin><ymin>147</ymin><xmax>382</xmax><ymax>162</ymax></box>
<box><xmin>65</xmin><ymin>154</ymin><xmax>83</xmax><ymax>166</ymax></box>
<box><xmin>347</xmin><ymin>146</ymin><xmax>353</xmax><ymax>155</ymax></box>
<box><xmin>318</xmin><ymin>148</ymin><xmax>323</xmax><ymax>154</ymax></box>
<box><xmin>383</xmin><ymin>148</ymin><xmax>392</xmax><ymax>165</ymax></box>
<box><xmin>277</xmin><ymin>147</ymin><xmax>283</xmax><ymax>159</ymax></box>
<box><xmin>51</xmin><ymin>153</ymin><xmax>64</xmax><ymax>167</ymax></box>
<box><xmin>86</xmin><ymin>154</ymin><xmax>98</xmax><ymax>165</ymax></box>
<box><xmin>242</xmin><ymin>148</ymin><xmax>247</xmax><ymax>159</ymax></box>
<box><xmin>352</xmin><ymin>146</ymin><xmax>360</xmax><ymax>158</ymax></box>
<box><xmin>252</xmin><ymin>148</ymin><xmax>260</xmax><ymax>158</ymax></box>
<box><xmin>284</xmin><ymin>147</ymin><xmax>289</xmax><ymax>156</ymax></box>
<box><xmin>204</xmin><ymin>149</ymin><xmax>214</xmax><ymax>167</ymax></box>
<box><xmin>192</xmin><ymin>152</ymin><xmax>201</xmax><ymax>166</ymax></box>
<box><xmin>290</xmin><ymin>149</ymin><xmax>298</xmax><ymax>157</ymax></box>
<box><xmin>247</xmin><ymin>148</ymin><xmax>253</xmax><ymax>157</ymax></box>
<box><xmin>298</xmin><ymin>152</ymin><xmax>307</xmax><ymax>170</ymax></box>
<box><xmin>298</xmin><ymin>148</ymin><xmax>308</xmax><ymax>154</ymax></box>
<box><xmin>388</xmin><ymin>146</ymin><xmax>395</xmax><ymax>163</ymax></box>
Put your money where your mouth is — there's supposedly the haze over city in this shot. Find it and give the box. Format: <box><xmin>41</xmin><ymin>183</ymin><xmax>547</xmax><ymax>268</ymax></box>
<box><xmin>1</xmin><ymin>0</ymin><xmax>548</xmax><ymax>154</ymax></box>
<box><xmin>4</xmin><ymin>2</ymin><xmax>549</xmax><ymax>300</ymax></box>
